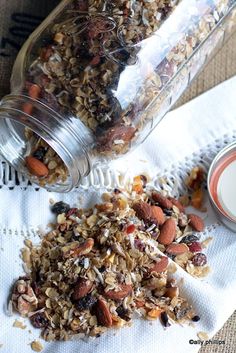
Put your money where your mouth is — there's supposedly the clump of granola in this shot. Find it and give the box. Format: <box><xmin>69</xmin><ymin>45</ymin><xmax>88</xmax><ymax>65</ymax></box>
<box><xmin>10</xmin><ymin>176</ymin><xmax>211</xmax><ymax>341</ymax></box>
<box><xmin>185</xmin><ymin>166</ymin><xmax>206</xmax><ymax>211</ymax></box>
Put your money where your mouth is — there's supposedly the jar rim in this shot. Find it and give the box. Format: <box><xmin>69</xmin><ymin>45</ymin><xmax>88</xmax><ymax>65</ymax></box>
<box><xmin>0</xmin><ymin>94</ymin><xmax>92</xmax><ymax>192</ymax></box>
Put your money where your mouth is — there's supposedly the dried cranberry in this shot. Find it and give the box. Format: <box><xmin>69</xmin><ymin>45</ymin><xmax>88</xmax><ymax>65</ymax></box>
<box><xmin>33</xmin><ymin>147</ymin><xmax>47</xmax><ymax>162</ymax></box>
<box><xmin>66</xmin><ymin>208</ymin><xmax>78</xmax><ymax>218</ymax></box>
<box><xmin>40</xmin><ymin>46</ymin><xmax>53</xmax><ymax>61</ymax></box>
<box><xmin>126</xmin><ymin>224</ymin><xmax>136</xmax><ymax>234</ymax></box>
<box><xmin>30</xmin><ymin>312</ymin><xmax>48</xmax><ymax>328</ymax></box>
<box><xmin>51</xmin><ymin>201</ymin><xmax>70</xmax><ymax>215</ymax></box>
<box><xmin>76</xmin><ymin>293</ymin><xmax>97</xmax><ymax>311</ymax></box>
<box><xmin>188</xmin><ymin>242</ymin><xmax>202</xmax><ymax>253</ymax></box>
<box><xmin>90</xmin><ymin>55</ymin><xmax>101</xmax><ymax>66</ymax></box>
<box><xmin>191</xmin><ymin>253</ymin><xmax>207</xmax><ymax>266</ymax></box>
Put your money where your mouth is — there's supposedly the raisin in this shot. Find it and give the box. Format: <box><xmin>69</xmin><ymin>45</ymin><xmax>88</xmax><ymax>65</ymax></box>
<box><xmin>180</xmin><ymin>234</ymin><xmax>199</xmax><ymax>244</ymax></box>
<box><xmin>75</xmin><ymin>293</ymin><xmax>97</xmax><ymax>311</ymax></box>
<box><xmin>116</xmin><ymin>306</ymin><xmax>130</xmax><ymax>321</ymax></box>
<box><xmin>192</xmin><ymin>315</ymin><xmax>200</xmax><ymax>322</ymax></box>
<box><xmin>160</xmin><ymin>312</ymin><xmax>171</xmax><ymax>327</ymax></box>
<box><xmin>191</xmin><ymin>253</ymin><xmax>207</xmax><ymax>266</ymax></box>
<box><xmin>31</xmin><ymin>281</ymin><xmax>41</xmax><ymax>296</ymax></box>
<box><xmin>163</xmin><ymin>209</ymin><xmax>173</xmax><ymax>216</ymax></box>
<box><xmin>114</xmin><ymin>188</ymin><xmax>121</xmax><ymax>194</ymax></box>
<box><xmin>51</xmin><ymin>201</ymin><xmax>70</xmax><ymax>215</ymax></box>
<box><xmin>30</xmin><ymin>312</ymin><xmax>48</xmax><ymax>328</ymax></box>
<box><xmin>140</xmin><ymin>175</ymin><xmax>147</xmax><ymax>187</ymax></box>
<box><xmin>32</xmin><ymin>147</ymin><xmax>47</xmax><ymax>162</ymax></box>
<box><xmin>99</xmin><ymin>265</ymin><xmax>106</xmax><ymax>273</ymax></box>
<box><xmin>167</xmin><ymin>254</ymin><xmax>176</xmax><ymax>261</ymax></box>
<box><xmin>73</xmin><ymin>0</ymin><xmax>88</xmax><ymax>11</ymax></box>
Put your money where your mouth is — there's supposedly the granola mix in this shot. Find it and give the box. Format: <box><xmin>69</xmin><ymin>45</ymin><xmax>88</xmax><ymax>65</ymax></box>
<box><xmin>10</xmin><ymin>174</ymin><xmax>210</xmax><ymax>341</ymax></box>
<box><xmin>20</xmin><ymin>0</ymin><xmax>232</xmax><ymax>186</ymax></box>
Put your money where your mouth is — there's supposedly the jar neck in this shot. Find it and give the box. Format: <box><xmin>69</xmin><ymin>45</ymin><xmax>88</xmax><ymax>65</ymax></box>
<box><xmin>0</xmin><ymin>94</ymin><xmax>94</xmax><ymax>191</ymax></box>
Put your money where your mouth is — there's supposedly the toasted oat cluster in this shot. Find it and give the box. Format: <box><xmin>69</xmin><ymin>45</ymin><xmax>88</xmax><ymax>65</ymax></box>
<box><xmin>10</xmin><ymin>175</ymin><xmax>209</xmax><ymax>341</ymax></box>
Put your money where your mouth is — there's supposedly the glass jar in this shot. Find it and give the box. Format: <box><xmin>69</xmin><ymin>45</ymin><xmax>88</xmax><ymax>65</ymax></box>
<box><xmin>0</xmin><ymin>0</ymin><xmax>235</xmax><ymax>192</ymax></box>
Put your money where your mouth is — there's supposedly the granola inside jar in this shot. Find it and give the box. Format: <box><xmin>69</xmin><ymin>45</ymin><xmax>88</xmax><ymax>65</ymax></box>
<box><xmin>0</xmin><ymin>0</ymin><xmax>235</xmax><ymax>191</ymax></box>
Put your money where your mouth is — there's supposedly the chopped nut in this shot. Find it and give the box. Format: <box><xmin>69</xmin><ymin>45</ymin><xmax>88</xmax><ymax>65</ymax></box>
<box><xmin>13</xmin><ymin>319</ymin><xmax>26</xmax><ymax>329</ymax></box>
<box><xmin>197</xmin><ymin>332</ymin><xmax>209</xmax><ymax>341</ymax></box>
<box><xmin>185</xmin><ymin>167</ymin><xmax>205</xmax><ymax>190</ymax></box>
<box><xmin>31</xmin><ymin>340</ymin><xmax>44</xmax><ymax>352</ymax></box>
<box><xmin>54</xmin><ymin>32</ymin><xmax>64</xmax><ymax>44</ymax></box>
<box><xmin>191</xmin><ymin>188</ymin><xmax>204</xmax><ymax>210</ymax></box>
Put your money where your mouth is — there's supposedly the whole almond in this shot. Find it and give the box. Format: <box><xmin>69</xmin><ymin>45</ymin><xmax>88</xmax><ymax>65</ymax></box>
<box><xmin>25</xmin><ymin>156</ymin><xmax>48</xmax><ymax>177</ymax></box>
<box><xmin>152</xmin><ymin>192</ymin><xmax>173</xmax><ymax>209</ymax></box>
<box><xmin>164</xmin><ymin>287</ymin><xmax>179</xmax><ymax>299</ymax></box>
<box><xmin>63</xmin><ymin>238</ymin><xmax>94</xmax><ymax>258</ymax></box>
<box><xmin>158</xmin><ymin>218</ymin><xmax>176</xmax><ymax>245</ymax></box>
<box><xmin>97</xmin><ymin>125</ymin><xmax>136</xmax><ymax>152</ymax></box>
<box><xmin>133</xmin><ymin>202</ymin><xmax>153</xmax><ymax>223</ymax></box>
<box><xmin>73</xmin><ymin>238</ymin><xmax>94</xmax><ymax>257</ymax></box>
<box><xmin>149</xmin><ymin>256</ymin><xmax>168</xmax><ymax>273</ymax></box>
<box><xmin>188</xmin><ymin>214</ymin><xmax>204</xmax><ymax>232</ymax></box>
<box><xmin>95</xmin><ymin>298</ymin><xmax>112</xmax><ymax>327</ymax></box>
<box><xmin>151</xmin><ymin>206</ymin><xmax>165</xmax><ymax>225</ymax></box>
<box><xmin>104</xmin><ymin>284</ymin><xmax>132</xmax><ymax>300</ymax></box>
<box><xmin>166</xmin><ymin>243</ymin><xmax>189</xmax><ymax>255</ymax></box>
<box><xmin>72</xmin><ymin>278</ymin><xmax>93</xmax><ymax>300</ymax></box>
<box><xmin>168</xmin><ymin>197</ymin><xmax>185</xmax><ymax>213</ymax></box>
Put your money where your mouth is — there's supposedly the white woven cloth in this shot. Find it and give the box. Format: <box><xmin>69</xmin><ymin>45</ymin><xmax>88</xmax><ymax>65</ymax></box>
<box><xmin>1</xmin><ymin>76</ymin><xmax>236</xmax><ymax>353</ymax></box>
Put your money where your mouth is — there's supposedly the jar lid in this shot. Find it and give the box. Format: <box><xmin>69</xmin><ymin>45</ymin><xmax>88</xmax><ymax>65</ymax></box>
<box><xmin>207</xmin><ymin>142</ymin><xmax>236</xmax><ymax>232</ymax></box>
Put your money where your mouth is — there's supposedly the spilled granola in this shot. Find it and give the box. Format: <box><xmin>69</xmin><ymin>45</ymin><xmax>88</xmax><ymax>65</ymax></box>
<box><xmin>10</xmin><ymin>175</ymin><xmax>210</xmax><ymax>341</ymax></box>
